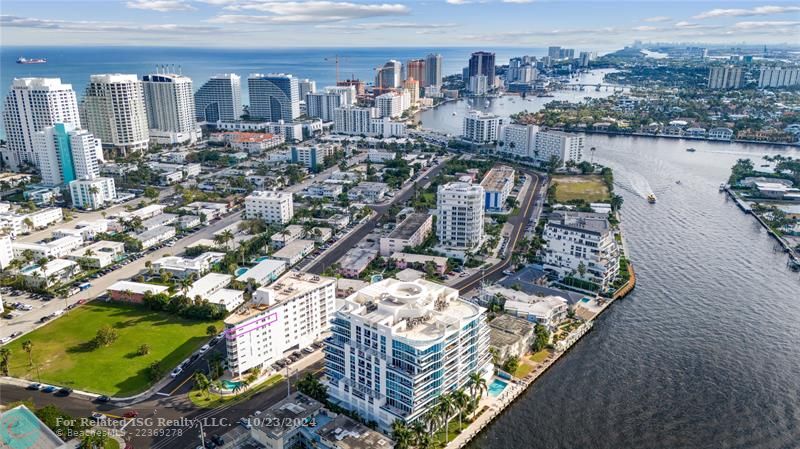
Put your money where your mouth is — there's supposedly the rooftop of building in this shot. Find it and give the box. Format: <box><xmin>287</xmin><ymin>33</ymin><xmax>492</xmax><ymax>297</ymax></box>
<box><xmin>69</xmin><ymin>240</ymin><xmax>124</xmax><ymax>256</ymax></box>
<box><xmin>226</xmin><ymin>131</ymin><xmax>280</xmax><ymax>143</ymax></box>
<box><xmin>488</xmin><ymin>313</ymin><xmax>535</xmax><ymax>336</ymax></box>
<box><xmin>339</xmin><ymin>247</ymin><xmax>378</xmax><ymax>270</ymax></box>
<box><xmin>340</xmin><ymin>278</ymin><xmax>482</xmax><ymax>342</ymax></box>
<box><xmin>235</xmin><ymin>258</ymin><xmax>287</xmax><ymax>283</ymax></box>
<box><xmin>186</xmin><ymin>272</ymin><xmax>232</xmax><ymax>297</ymax></box>
<box><xmin>388</xmin><ymin>213</ymin><xmax>431</xmax><ymax>240</ymax></box>
<box><xmin>272</xmin><ymin>239</ymin><xmax>315</xmax><ymax>258</ymax></box>
<box><xmin>1</xmin><ymin>405</ymin><xmax>68</xmax><ymax>449</ymax></box>
<box><xmin>394</xmin><ymin>268</ymin><xmax>425</xmax><ymax>282</ymax></box>
<box><xmin>250</xmin><ymin>392</ymin><xmax>323</xmax><ymax>438</ymax></box>
<box><xmin>22</xmin><ymin>258</ymin><xmax>77</xmax><ymax>277</ymax></box>
<box><xmin>246</xmin><ymin>190</ymin><xmax>292</xmax><ymax>200</ymax></box>
<box><xmin>316</xmin><ymin>413</ymin><xmax>394</xmax><ymax>449</ymax></box>
<box><xmin>481</xmin><ymin>166</ymin><xmax>515</xmax><ymax>192</ymax></box>
<box><xmin>438</xmin><ymin>182</ymin><xmax>484</xmax><ymax>194</ymax></box>
<box><xmin>107</xmin><ymin>280</ymin><xmax>169</xmax><ymax>295</ymax></box>
<box><xmin>155</xmin><ymin>252</ymin><xmax>225</xmax><ymax>269</ymax></box>
<box><xmin>390</xmin><ymin>252</ymin><xmax>448</xmax><ymax>265</ymax></box>
<box><xmin>135</xmin><ymin>225</ymin><xmax>174</xmax><ymax>241</ymax></box>
<box><xmin>225</xmin><ymin>271</ymin><xmax>335</xmax><ymax>324</ymax></box>
<box><xmin>546</xmin><ymin>211</ymin><xmax>611</xmax><ymax>234</ymax></box>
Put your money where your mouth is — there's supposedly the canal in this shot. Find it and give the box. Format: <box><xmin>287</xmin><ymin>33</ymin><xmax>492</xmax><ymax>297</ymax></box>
<box><xmin>419</xmin><ymin>93</ymin><xmax>800</xmax><ymax>449</ymax></box>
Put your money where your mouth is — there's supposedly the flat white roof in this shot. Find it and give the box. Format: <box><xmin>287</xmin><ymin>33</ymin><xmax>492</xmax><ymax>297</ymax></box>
<box><xmin>236</xmin><ymin>258</ymin><xmax>287</xmax><ymax>283</ymax></box>
<box><xmin>187</xmin><ymin>273</ymin><xmax>232</xmax><ymax>297</ymax></box>
<box><xmin>108</xmin><ymin>280</ymin><xmax>169</xmax><ymax>295</ymax></box>
<box><xmin>272</xmin><ymin>239</ymin><xmax>314</xmax><ymax>258</ymax></box>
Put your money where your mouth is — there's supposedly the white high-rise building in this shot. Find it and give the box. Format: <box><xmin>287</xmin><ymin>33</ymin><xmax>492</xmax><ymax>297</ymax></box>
<box><xmin>325</xmin><ymin>278</ymin><xmax>492</xmax><ymax>431</ymax></box>
<box><xmin>225</xmin><ymin>272</ymin><xmax>335</xmax><ymax>376</ymax></box>
<box><xmin>468</xmin><ymin>75</ymin><xmax>489</xmax><ymax>95</ymax></box>
<box><xmin>370</xmin><ymin>117</ymin><xmax>407</xmax><ymax>138</ymax></box>
<box><xmin>0</xmin><ymin>234</ymin><xmax>12</xmax><ymax>270</ymax></box>
<box><xmin>708</xmin><ymin>66</ymin><xmax>744</xmax><ymax>89</ymax></box>
<box><xmin>82</xmin><ymin>74</ymin><xmax>149</xmax><ymax>156</ymax></box>
<box><xmin>579</xmin><ymin>51</ymin><xmax>597</xmax><ymax>67</ymax></box>
<box><xmin>758</xmin><ymin>67</ymin><xmax>800</xmax><ymax>88</ymax></box>
<box><xmin>248</xmin><ymin>74</ymin><xmax>301</xmax><ymax>122</ymax></box>
<box><xmin>436</xmin><ymin>182</ymin><xmax>485</xmax><ymax>251</ymax></box>
<box><xmin>2</xmin><ymin>78</ymin><xmax>81</xmax><ymax>169</ymax></box>
<box><xmin>463</xmin><ymin>111</ymin><xmax>502</xmax><ymax>143</ymax></box>
<box><xmin>33</xmin><ymin>123</ymin><xmax>102</xmax><ymax>187</ymax></box>
<box><xmin>142</xmin><ymin>72</ymin><xmax>201</xmax><ymax>145</ymax></box>
<box><xmin>194</xmin><ymin>74</ymin><xmax>242</xmax><ymax>123</ymax></box>
<box><xmin>497</xmin><ymin>123</ymin><xmax>538</xmax><ymax>159</ymax></box>
<box><xmin>306</xmin><ymin>86</ymin><xmax>355</xmax><ymax>122</ymax></box>
<box><xmin>334</xmin><ymin>106</ymin><xmax>377</xmax><ymax>135</ymax></box>
<box><xmin>298</xmin><ymin>78</ymin><xmax>317</xmax><ymax>99</ymax></box>
<box><xmin>375</xmin><ymin>92</ymin><xmax>404</xmax><ymax>118</ymax></box>
<box><xmin>69</xmin><ymin>177</ymin><xmax>117</xmax><ymax>210</ymax></box>
<box><xmin>244</xmin><ymin>190</ymin><xmax>294</xmax><ymax>224</ymax></box>
<box><xmin>425</xmin><ymin>53</ymin><xmax>443</xmax><ymax>87</ymax></box>
<box><xmin>533</xmin><ymin>130</ymin><xmax>584</xmax><ymax>166</ymax></box>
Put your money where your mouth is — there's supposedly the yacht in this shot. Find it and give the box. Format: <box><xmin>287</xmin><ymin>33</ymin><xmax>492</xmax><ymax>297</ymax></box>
<box><xmin>647</xmin><ymin>194</ymin><xmax>657</xmax><ymax>204</ymax></box>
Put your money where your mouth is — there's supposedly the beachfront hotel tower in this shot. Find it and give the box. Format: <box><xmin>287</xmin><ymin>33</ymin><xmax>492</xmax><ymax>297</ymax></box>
<box><xmin>324</xmin><ymin>278</ymin><xmax>492</xmax><ymax>431</ymax></box>
<box><xmin>2</xmin><ymin>78</ymin><xmax>81</xmax><ymax>169</ymax></box>
<box><xmin>142</xmin><ymin>72</ymin><xmax>201</xmax><ymax>145</ymax></box>
<box><xmin>248</xmin><ymin>73</ymin><xmax>301</xmax><ymax>122</ymax></box>
<box><xmin>82</xmin><ymin>74</ymin><xmax>149</xmax><ymax>156</ymax></box>
<box><xmin>194</xmin><ymin>73</ymin><xmax>242</xmax><ymax>123</ymax></box>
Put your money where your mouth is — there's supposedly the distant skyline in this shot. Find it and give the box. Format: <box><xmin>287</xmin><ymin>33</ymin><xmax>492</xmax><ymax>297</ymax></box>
<box><xmin>2</xmin><ymin>1</ymin><xmax>799</xmax><ymax>49</ymax></box>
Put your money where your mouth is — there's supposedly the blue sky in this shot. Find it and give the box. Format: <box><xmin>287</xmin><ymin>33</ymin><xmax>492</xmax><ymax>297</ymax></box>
<box><xmin>2</xmin><ymin>1</ymin><xmax>799</xmax><ymax>49</ymax></box>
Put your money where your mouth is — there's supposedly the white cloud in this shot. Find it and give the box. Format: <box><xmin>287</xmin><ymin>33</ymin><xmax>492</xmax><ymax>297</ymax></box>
<box><xmin>643</xmin><ymin>16</ymin><xmax>671</xmax><ymax>23</ymax></box>
<box><xmin>503</xmin><ymin>0</ymin><xmax>535</xmax><ymax>3</ymax></box>
<box><xmin>126</xmin><ymin>0</ymin><xmax>195</xmax><ymax>12</ymax></box>
<box><xmin>212</xmin><ymin>1</ymin><xmax>409</xmax><ymax>23</ymax></box>
<box><xmin>632</xmin><ymin>25</ymin><xmax>658</xmax><ymax>31</ymax></box>
<box><xmin>0</xmin><ymin>14</ymin><xmax>217</xmax><ymax>32</ymax></box>
<box><xmin>316</xmin><ymin>21</ymin><xmax>456</xmax><ymax>30</ymax></box>
<box><xmin>733</xmin><ymin>20</ymin><xmax>800</xmax><ymax>29</ymax></box>
<box><xmin>446</xmin><ymin>0</ymin><xmax>470</xmax><ymax>4</ymax></box>
<box><xmin>693</xmin><ymin>5</ymin><xmax>800</xmax><ymax>19</ymax></box>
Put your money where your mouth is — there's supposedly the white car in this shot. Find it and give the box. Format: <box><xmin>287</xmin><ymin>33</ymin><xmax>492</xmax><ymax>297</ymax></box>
<box><xmin>0</xmin><ymin>337</ymin><xmax>12</xmax><ymax>344</ymax></box>
<box><xmin>17</xmin><ymin>304</ymin><xmax>33</xmax><ymax>311</ymax></box>
<box><xmin>170</xmin><ymin>367</ymin><xmax>183</xmax><ymax>378</ymax></box>
<box><xmin>199</xmin><ymin>344</ymin><xmax>210</xmax><ymax>354</ymax></box>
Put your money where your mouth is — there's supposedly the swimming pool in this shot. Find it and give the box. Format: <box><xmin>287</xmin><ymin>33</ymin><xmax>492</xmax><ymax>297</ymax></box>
<box><xmin>235</xmin><ymin>267</ymin><xmax>249</xmax><ymax>277</ymax></box>
<box><xmin>255</xmin><ymin>256</ymin><xmax>269</xmax><ymax>263</ymax></box>
<box><xmin>222</xmin><ymin>380</ymin><xmax>244</xmax><ymax>390</ymax></box>
<box><xmin>487</xmin><ymin>379</ymin><xmax>508</xmax><ymax>398</ymax></box>
<box><xmin>581</xmin><ymin>297</ymin><xmax>591</xmax><ymax>303</ymax></box>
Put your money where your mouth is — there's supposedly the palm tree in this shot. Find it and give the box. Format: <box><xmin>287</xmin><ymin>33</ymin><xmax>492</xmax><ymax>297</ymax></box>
<box><xmin>210</xmin><ymin>379</ymin><xmax>224</xmax><ymax>399</ymax></box>
<box><xmin>391</xmin><ymin>420</ymin><xmax>412</xmax><ymax>449</ymax></box>
<box><xmin>452</xmin><ymin>389</ymin><xmax>470</xmax><ymax>431</ymax></box>
<box><xmin>22</xmin><ymin>340</ymin><xmax>33</xmax><ymax>367</ymax></box>
<box><xmin>193</xmin><ymin>371</ymin><xmax>211</xmax><ymax>398</ymax></box>
<box><xmin>466</xmin><ymin>373</ymin><xmax>487</xmax><ymax>418</ymax></box>
<box><xmin>436</xmin><ymin>393</ymin><xmax>455</xmax><ymax>443</ymax></box>
<box><xmin>232</xmin><ymin>382</ymin><xmax>245</xmax><ymax>396</ymax></box>
<box><xmin>0</xmin><ymin>347</ymin><xmax>11</xmax><ymax>376</ymax></box>
<box><xmin>221</xmin><ymin>229</ymin><xmax>235</xmax><ymax>250</ymax></box>
<box><xmin>79</xmin><ymin>430</ymin><xmax>109</xmax><ymax>449</ymax></box>
<box><xmin>410</xmin><ymin>420</ymin><xmax>428</xmax><ymax>448</ymax></box>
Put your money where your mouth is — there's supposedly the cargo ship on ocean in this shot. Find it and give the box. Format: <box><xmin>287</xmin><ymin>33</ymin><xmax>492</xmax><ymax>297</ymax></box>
<box><xmin>16</xmin><ymin>57</ymin><xmax>47</xmax><ymax>64</ymax></box>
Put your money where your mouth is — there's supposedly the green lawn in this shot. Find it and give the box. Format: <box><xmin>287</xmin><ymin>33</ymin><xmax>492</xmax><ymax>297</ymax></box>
<box><xmin>513</xmin><ymin>362</ymin><xmax>535</xmax><ymax>378</ymax></box>
<box><xmin>5</xmin><ymin>301</ymin><xmax>221</xmax><ymax>397</ymax></box>
<box><xmin>552</xmin><ymin>175</ymin><xmax>610</xmax><ymax>203</ymax></box>
<box><xmin>529</xmin><ymin>350</ymin><xmax>551</xmax><ymax>363</ymax></box>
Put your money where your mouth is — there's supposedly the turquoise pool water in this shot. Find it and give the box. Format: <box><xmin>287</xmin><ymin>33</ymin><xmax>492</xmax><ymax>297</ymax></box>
<box><xmin>222</xmin><ymin>380</ymin><xmax>243</xmax><ymax>390</ymax></box>
<box><xmin>488</xmin><ymin>379</ymin><xmax>508</xmax><ymax>397</ymax></box>
<box><xmin>581</xmin><ymin>297</ymin><xmax>590</xmax><ymax>303</ymax></box>
<box><xmin>235</xmin><ymin>267</ymin><xmax>249</xmax><ymax>276</ymax></box>
<box><xmin>255</xmin><ymin>256</ymin><xmax>269</xmax><ymax>262</ymax></box>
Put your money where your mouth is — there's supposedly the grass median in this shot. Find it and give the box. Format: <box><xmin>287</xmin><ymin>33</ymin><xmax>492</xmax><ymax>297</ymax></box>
<box><xmin>5</xmin><ymin>301</ymin><xmax>221</xmax><ymax>397</ymax></box>
<box><xmin>188</xmin><ymin>374</ymin><xmax>283</xmax><ymax>409</ymax></box>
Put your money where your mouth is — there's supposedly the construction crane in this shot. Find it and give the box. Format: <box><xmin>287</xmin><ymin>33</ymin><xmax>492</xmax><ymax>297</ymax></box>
<box><xmin>324</xmin><ymin>55</ymin><xmax>346</xmax><ymax>84</ymax></box>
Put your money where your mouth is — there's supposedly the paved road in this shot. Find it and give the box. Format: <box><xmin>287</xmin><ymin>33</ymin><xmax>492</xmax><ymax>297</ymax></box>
<box><xmin>451</xmin><ymin>169</ymin><xmax>543</xmax><ymax>294</ymax></box>
<box><xmin>1</xmin><ymin>355</ymin><xmax>325</xmax><ymax>449</ymax></box>
<box><xmin>304</xmin><ymin>157</ymin><xmax>450</xmax><ymax>274</ymax></box>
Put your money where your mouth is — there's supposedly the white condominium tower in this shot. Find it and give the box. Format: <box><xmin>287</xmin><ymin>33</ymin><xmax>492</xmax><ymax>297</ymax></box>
<box><xmin>142</xmin><ymin>72</ymin><xmax>201</xmax><ymax>145</ymax></box>
<box><xmin>436</xmin><ymin>182</ymin><xmax>485</xmax><ymax>251</ymax></box>
<box><xmin>463</xmin><ymin>110</ymin><xmax>502</xmax><ymax>143</ymax></box>
<box><xmin>244</xmin><ymin>190</ymin><xmax>294</xmax><ymax>224</ymax></box>
<box><xmin>224</xmin><ymin>271</ymin><xmax>335</xmax><ymax>376</ymax></box>
<box><xmin>2</xmin><ymin>78</ymin><xmax>81</xmax><ymax>169</ymax></box>
<box><xmin>334</xmin><ymin>106</ymin><xmax>377</xmax><ymax>135</ymax></box>
<box><xmin>325</xmin><ymin>278</ymin><xmax>492</xmax><ymax>431</ymax></box>
<box><xmin>425</xmin><ymin>53</ymin><xmax>443</xmax><ymax>88</ymax></box>
<box><xmin>534</xmin><ymin>130</ymin><xmax>584</xmax><ymax>166</ymax></box>
<box><xmin>375</xmin><ymin>60</ymin><xmax>402</xmax><ymax>89</ymax></box>
<box><xmin>194</xmin><ymin>73</ymin><xmax>242</xmax><ymax>123</ymax></box>
<box><xmin>82</xmin><ymin>74</ymin><xmax>149</xmax><ymax>156</ymax></box>
<box><xmin>33</xmin><ymin>123</ymin><xmax>102</xmax><ymax>186</ymax></box>
<box><xmin>306</xmin><ymin>86</ymin><xmax>355</xmax><ymax>122</ymax></box>
<box><xmin>248</xmin><ymin>73</ymin><xmax>301</xmax><ymax>122</ymax></box>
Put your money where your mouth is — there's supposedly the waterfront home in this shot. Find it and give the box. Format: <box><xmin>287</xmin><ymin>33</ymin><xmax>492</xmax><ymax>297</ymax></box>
<box><xmin>488</xmin><ymin>314</ymin><xmax>535</xmax><ymax>360</ymax></box>
<box><xmin>708</xmin><ymin>127</ymin><xmax>734</xmax><ymax>140</ymax></box>
<box><xmin>480</xmin><ymin>285</ymin><xmax>568</xmax><ymax>332</ymax></box>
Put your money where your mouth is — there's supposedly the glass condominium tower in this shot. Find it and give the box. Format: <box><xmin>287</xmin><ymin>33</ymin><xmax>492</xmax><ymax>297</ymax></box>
<box><xmin>324</xmin><ymin>278</ymin><xmax>492</xmax><ymax>432</ymax></box>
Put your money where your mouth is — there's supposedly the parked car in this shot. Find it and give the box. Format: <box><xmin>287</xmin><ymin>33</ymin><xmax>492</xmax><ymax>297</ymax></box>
<box><xmin>41</xmin><ymin>385</ymin><xmax>57</xmax><ymax>393</ymax></box>
<box><xmin>123</xmin><ymin>410</ymin><xmax>139</xmax><ymax>418</ymax></box>
<box><xmin>95</xmin><ymin>395</ymin><xmax>111</xmax><ymax>403</ymax></box>
<box><xmin>55</xmin><ymin>387</ymin><xmax>73</xmax><ymax>397</ymax></box>
<box><xmin>238</xmin><ymin>418</ymin><xmax>252</xmax><ymax>429</ymax></box>
<box><xmin>10</xmin><ymin>332</ymin><xmax>22</xmax><ymax>338</ymax></box>
<box><xmin>170</xmin><ymin>367</ymin><xmax>183</xmax><ymax>378</ymax></box>
<box><xmin>211</xmin><ymin>435</ymin><xmax>225</xmax><ymax>446</ymax></box>
<box><xmin>199</xmin><ymin>344</ymin><xmax>210</xmax><ymax>354</ymax></box>
<box><xmin>91</xmin><ymin>412</ymin><xmax>105</xmax><ymax>420</ymax></box>
<box><xmin>26</xmin><ymin>383</ymin><xmax>41</xmax><ymax>390</ymax></box>
<box><xmin>189</xmin><ymin>353</ymin><xmax>200</xmax><ymax>363</ymax></box>
<box><xmin>0</xmin><ymin>337</ymin><xmax>11</xmax><ymax>344</ymax></box>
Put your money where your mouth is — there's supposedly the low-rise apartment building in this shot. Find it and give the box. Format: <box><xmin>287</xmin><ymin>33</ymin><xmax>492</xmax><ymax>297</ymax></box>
<box><xmin>347</xmin><ymin>182</ymin><xmax>388</xmax><ymax>203</ymax></box>
<box><xmin>271</xmin><ymin>239</ymin><xmax>315</xmax><ymax>266</ymax></box>
<box><xmin>270</xmin><ymin>224</ymin><xmax>305</xmax><ymax>249</ymax></box>
<box><xmin>245</xmin><ymin>191</ymin><xmax>294</xmax><ymax>224</ymax></box>
<box><xmin>480</xmin><ymin>165</ymin><xmax>515</xmax><ymax>212</ymax></box>
<box><xmin>108</xmin><ymin>280</ymin><xmax>169</xmax><ymax>303</ymax></box>
<box><xmin>235</xmin><ymin>258</ymin><xmax>287</xmax><ymax>286</ymax></box>
<box><xmin>67</xmin><ymin>240</ymin><xmax>125</xmax><ymax>268</ymax></box>
<box><xmin>133</xmin><ymin>225</ymin><xmax>176</xmax><ymax>249</ymax></box>
<box><xmin>379</xmin><ymin>213</ymin><xmax>433</xmax><ymax>256</ymax></box>
<box><xmin>13</xmin><ymin>235</ymin><xmax>84</xmax><ymax>260</ymax></box>
<box><xmin>22</xmin><ymin>259</ymin><xmax>80</xmax><ymax>288</ymax></box>
<box><xmin>152</xmin><ymin>252</ymin><xmax>225</xmax><ymax>278</ymax></box>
